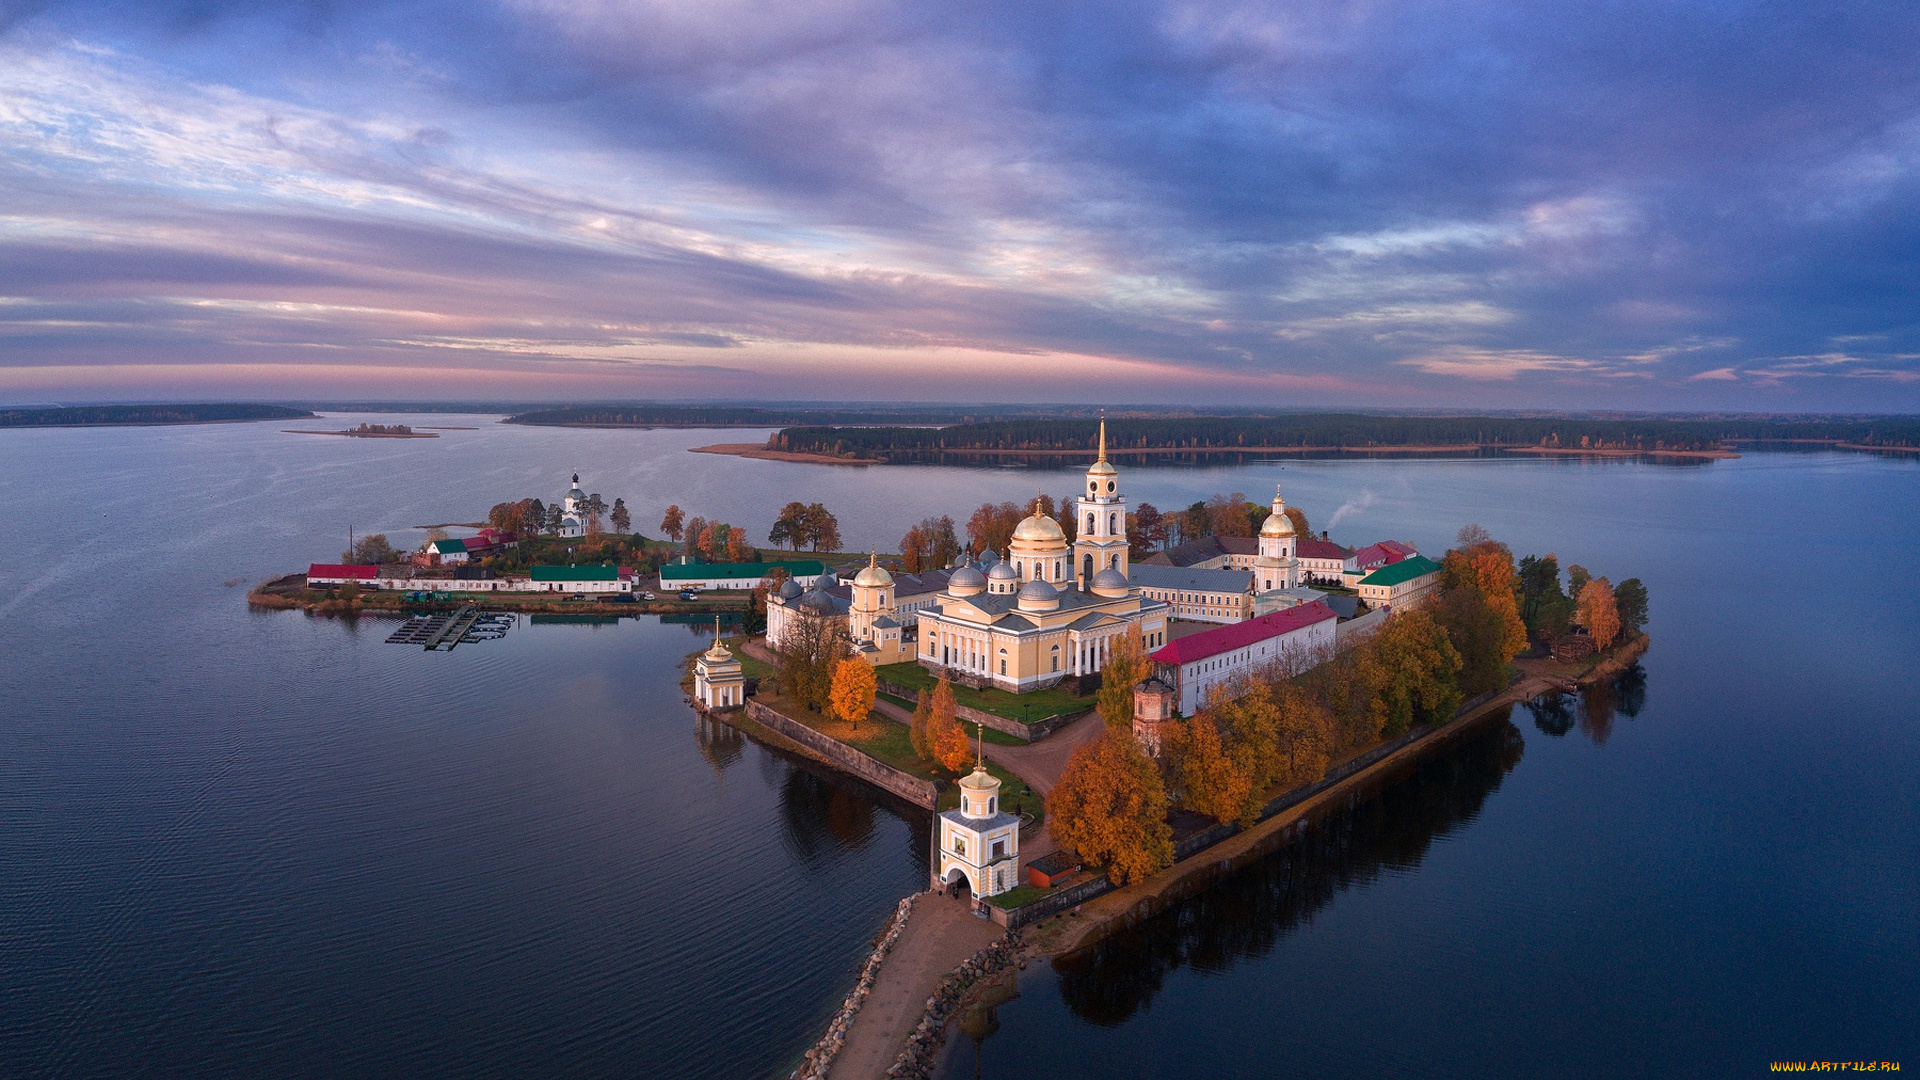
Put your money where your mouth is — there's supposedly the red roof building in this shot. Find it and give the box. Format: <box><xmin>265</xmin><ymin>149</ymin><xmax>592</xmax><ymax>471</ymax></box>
<box><xmin>1150</xmin><ymin>601</ymin><xmax>1340</xmax><ymax>714</ymax></box>
<box><xmin>307</xmin><ymin>563</ymin><xmax>377</xmax><ymax>583</ymax></box>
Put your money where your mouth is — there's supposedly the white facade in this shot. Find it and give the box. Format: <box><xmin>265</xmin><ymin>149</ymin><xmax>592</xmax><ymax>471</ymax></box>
<box><xmin>694</xmin><ymin>627</ymin><xmax>745</xmax><ymax>710</ymax></box>
<box><xmin>935</xmin><ymin>764</ymin><xmax>1020</xmax><ymax>898</ymax></box>
<box><xmin>558</xmin><ymin>473</ymin><xmax>587</xmax><ymax>538</ymax></box>
<box><xmin>1253</xmin><ymin>485</ymin><xmax>1300</xmax><ymax>593</ymax></box>
<box><xmin>1074</xmin><ymin>417</ymin><xmax>1129</xmax><ymax>586</ymax></box>
<box><xmin>1157</xmin><ymin>607</ymin><xmax>1338</xmax><ymax>715</ymax></box>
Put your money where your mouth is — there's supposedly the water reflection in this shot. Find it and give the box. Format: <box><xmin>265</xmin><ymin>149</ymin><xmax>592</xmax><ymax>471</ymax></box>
<box><xmin>1047</xmin><ymin>715</ymin><xmax>1526</xmax><ymax>1027</ymax></box>
<box><xmin>694</xmin><ymin>713</ymin><xmax>745</xmax><ymax>774</ymax></box>
<box><xmin>1524</xmin><ymin>663</ymin><xmax>1649</xmax><ymax>746</ymax></box>
<box><xmin>779</xmin><ymin>767</ymin><xmax>881</xmax><ymax>861</ymax></box>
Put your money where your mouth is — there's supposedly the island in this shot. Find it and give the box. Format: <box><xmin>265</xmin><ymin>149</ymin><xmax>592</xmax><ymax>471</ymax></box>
<box><xmin>667</xmin><ymin>419</ymin><xmax>1656</xmax><ymax>1080</ymax></box>
<box><xmin>283</xmin><ymin>422</ymin><xmax>438</xmax><ymax>438</ymax></box>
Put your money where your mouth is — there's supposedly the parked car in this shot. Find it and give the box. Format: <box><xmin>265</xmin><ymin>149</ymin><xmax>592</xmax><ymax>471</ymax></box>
<box><xmin>639</xmin><ymin>591</ymin><xmax>656</xmax><ymax>601</ymax></box>
<box><xmin>679</xmin><ymin>590</ymin><xmax>698</xmax><ymax>601</ymax></box>
<box><xmin>570</xmin><ymin>593</ymin><xmax>587</xmax><ymax>600</ymax></box>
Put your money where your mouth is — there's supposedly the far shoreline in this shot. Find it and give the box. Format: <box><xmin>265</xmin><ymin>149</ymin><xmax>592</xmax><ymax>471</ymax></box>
<box><xmin>689</xmin><ymin>442</ymin><xmax>880</xmax><ymax>465</ymax></box>
<box><xmin>691</xmin><ymin>442</ymin><xmax>1736</xmax><ymax>464</ymax></box>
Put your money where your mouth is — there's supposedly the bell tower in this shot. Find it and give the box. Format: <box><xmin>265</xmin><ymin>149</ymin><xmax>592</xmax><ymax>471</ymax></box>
<box><xmin>1074</xmin><ymin>413</ymin><xmax>1129</xmax><ymax>589</ymax></box>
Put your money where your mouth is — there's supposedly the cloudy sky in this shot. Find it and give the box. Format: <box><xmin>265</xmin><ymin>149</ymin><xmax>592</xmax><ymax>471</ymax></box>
<box><xmin>4</xmin><ymin>0</ymin><xmax>1920</xmax><ymax>408</ymax></box>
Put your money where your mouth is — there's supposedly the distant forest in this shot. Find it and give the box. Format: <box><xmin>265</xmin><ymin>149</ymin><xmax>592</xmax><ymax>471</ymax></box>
<box><xmin>505</xmin><ymin>405</ymin><xmax>1048</xmax><ymax>427</ymax></box>
<box><xmin>771</xmin><ymin>414</ymin><xmax>1920</xmax><ymax>458</ymax></box>
<box><xmin>0</xmin><ymin>404</ymin><xmax>313</xmax><ymax>428</ymax></box>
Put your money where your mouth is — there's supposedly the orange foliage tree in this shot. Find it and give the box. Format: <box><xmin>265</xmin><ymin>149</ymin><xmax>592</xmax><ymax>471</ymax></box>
<box><xmin>1578</xmin><ymin>578</ymin><xmax>1621</xmax><ymax>650</ymax></box>
<box><xmin>1168</xmin><ymin>710</ymin><xmax>1252</xmax><ymax>826</ymax></box>
<box><xmin>829</xmin><ymin>656</ymin><xmax>876</xmax><ymax>731</ymax></box>
<box><xmin>927</xmin><ymin>673</ymin><xmax>970</xmax><ymax>772</ymax></box>
<box><xmin>1049</xmin><ymin>732</ymin><xmax>1174</xmax><ymax>885</ymax></box>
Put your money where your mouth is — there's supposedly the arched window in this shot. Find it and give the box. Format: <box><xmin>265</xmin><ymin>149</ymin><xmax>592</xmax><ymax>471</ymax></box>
<box><xmin>1087</xmin><ymin>513</ymin><xmax>1096</xmax><ymax>532</ymax></box>
<box><xmin>1109</xmin><ymin>512</ymin><xmax>1118</xmax><ymax>532</ymax></box>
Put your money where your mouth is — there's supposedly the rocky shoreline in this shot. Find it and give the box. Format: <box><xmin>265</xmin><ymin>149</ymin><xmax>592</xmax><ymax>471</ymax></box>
<box><xmin>790</xmin><ymin>896</ymin><xmax>916</xmax><ymax>1080</ymax></box>
<box><xmin>884</xmin><ymin>934</ymin><xmax>1025</xmax><ymax>1080</ymax></box>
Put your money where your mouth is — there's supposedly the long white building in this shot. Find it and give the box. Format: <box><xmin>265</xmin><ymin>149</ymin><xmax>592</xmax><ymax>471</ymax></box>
<box><xmin>1149</xmin><ymin>601</ymin><xmax>1339</xmax><ymax>715</ymax></box>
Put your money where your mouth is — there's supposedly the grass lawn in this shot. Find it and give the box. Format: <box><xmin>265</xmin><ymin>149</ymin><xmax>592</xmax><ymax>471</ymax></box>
<box><xmin>754</xmin><ymin>687</ymin><xmax>1045</xmax><ymax>824</ymax></box>
<box><xmin>987</xmin><ymin>884</ymin><xmax>1050</xmax><ymax>910</ymax></box>
<box><xmin>724</xmin><ymin>640</ymin><xmax>775</xmax><ymax>681</ymax></box>
<box><xmin>875</xmin><ymin>691</ymin><xmax>1027</xmax><ymax>745</ymax></box>
<box><xmin>875</xmin><ymin>662</ymin><xmax>1093</xmax><ymax>725</ymax></box>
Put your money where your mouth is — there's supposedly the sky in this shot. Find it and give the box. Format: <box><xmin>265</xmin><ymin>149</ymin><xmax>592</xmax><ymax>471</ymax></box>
<box><xmin>4</xmin><ymin>1</ymin><xmax>1920</xmax><ymax>410</ymax></box>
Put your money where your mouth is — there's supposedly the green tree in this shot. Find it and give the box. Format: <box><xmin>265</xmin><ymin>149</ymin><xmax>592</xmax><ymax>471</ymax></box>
<box><xmin>610</xmin><ymin>498</ymin><xmax>631</xmax><ymax>535</ymax></box>
<box><xmin>775</xmin><ymin>613</ymin><xmax>846</xmax><ymax>713</ymax></box>
<box><xmin>1614</xmin><ymin>578</ymin><xmax>1649</xmax><ymax>637</ymax></box>
<box><xmin>769</xmin><ymin>501</ymin><xmax>811</xmax><ymax>550</ymax></box>
<box><xmin>1433</xmin><ymin>584</ymin><xmax>1510</xmax><ymax>698</ymax></box>
<box><xmin>343</xmin><ymin>534</ymin><xmax>399</xmax><ymax>565</ymax></box>
<box><xmin>1048</xmin><ymin>733</ymin><xmax>1174</xmax><ymax>886</ymax></box>
<box><xmin>1368</xmin><ymin>608</ymin><xmax>1464</xmax><ymax>736</ymax></box>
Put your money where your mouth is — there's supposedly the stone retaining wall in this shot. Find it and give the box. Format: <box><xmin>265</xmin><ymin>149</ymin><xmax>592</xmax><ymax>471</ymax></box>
<box><xmin>742</xmin><ymin>700</ymin><xmax>938</xmax><ymax>809</ymax></box>
<box><xmin>989</xmin><ymin>691</ymin><xmax>1514</xmax><ymax>931</ymax></box>
<box><xmin>884</xmin><ymin>933</ymin><xmax>1023</xmax><ymax>1080</ymax></box>
<box><xmin>789</xmin><ymin>895</ymin><xmax>916</xmax><ymax>1080</ymax></box>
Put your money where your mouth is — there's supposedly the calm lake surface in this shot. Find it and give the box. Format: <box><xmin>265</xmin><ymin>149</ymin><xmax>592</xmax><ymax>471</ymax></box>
<box><xmin>1</xmin><ymin>415</ymin><xmax>1915</xmax><ymax>1078</ymax></box>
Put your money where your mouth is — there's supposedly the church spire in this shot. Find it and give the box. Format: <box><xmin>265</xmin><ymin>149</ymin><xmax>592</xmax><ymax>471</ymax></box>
<box><xmin>1097</xmin><ymin>410</ymin><xmax>1107</xmax><ymax>463</ymax></box>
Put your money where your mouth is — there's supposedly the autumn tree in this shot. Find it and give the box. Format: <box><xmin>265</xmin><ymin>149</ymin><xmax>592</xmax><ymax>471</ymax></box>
<box><xmin>1566</xmin><ymin>563</ymin><xmax>1592</xmax><ymax>600</ymax></box>
<box><xmin>910</xmin><ymin>688</ymin><xmax>933</xmax><ymax>759</ymax></box>
<box><xmin>1271</xmin><ymin>682</ymin><xmax>1334</xmax><ymax>790</ymax></box>
<box><xmin>776</xmin><ymin>613</ymin><xmax>847</xmax><ymax>713</ymax></box>
<box><xmin>1048</xmin><ymin>733</ymin><xmax>1174</xmax><ymax>885</ymax></box>
<box><xmin>683</xmin><ymin>515</ymin><xmax>708</xmax><ymax>556</ymax></box>
<box><xmin>966</xmin><ymin>501</ymin><xmax>1023</xmax><ymax>555</ymax></box>
<box><xmin>1129</xmin><ymin>502</ymin><xmax>1166</xmax><ymax>555</ymax></box>
<box><xmin>1093</xmin><ymin>627</ymin><xmax>1150</xmax><ymax>731</ymax></box>
<box><xmin>725</xmin><ymin>527</ymin><xmax>753</xmax><ymax>563</ymax></box>
<box><xmin>660</xmin><ymin>505</ymin><xmax>686</xmax><ymax>544</ymax></box>
<box><xmin>1055</xmin><ymin>494</ymin><xmax>1077</xmax><ymax>543</ymax></box>
<box><xmin>769</xmin><ymin>501</ymin><xmax>811</xmax><ymax>551</ymax></box>
<box><xmin>1167</xmin><ymin>711</ymin><xmax>1250</xmax><ymax>825</ymax></box>
<box><xmin>829</xmin><ymin>656</ymin><xmax>877</xmax><ymax>732</ymax></box>
<box><xmin>1207</xmin><ymin>492</ymin><xmax>1253</xmax><ymax>537</ymax></box>
<box><xmin>1441</xmin><ymin>533</ymin><xmax>1528</xmax><ymax>661</ymax></box>
<box><xmin>696</xmin><ymin>524</ymin><xmax>719</xmax><ymax>560</ymax></box>
<box><xmin>1283</xmin><ymin>505</ymin><xmax>1311</xmax><ymax>538</ymax></box>
<box><xmin>804</xmin><ymin>503</ymin><xmax>841</xmax><ymax>553</ymax></box>
<box><xmin>1368</xmin><ymin>608</ymin><xmax>1464</xmax><ymax>736</ymax></box>
<box><xmin>927</xmin><ymin>673</ymin><xmax>970</xmax><ymax>772</ymax></box>
<box><xmin>899</xmin><ymin>524</ymin><xmax>928</xmax><ymax>572</ymax></box>
<box><xmin>610</xmin><ymin>498</ymin><xmax>631</xmax><ymax>535</ymax></box>
<box><xmin>1577</xmin><ymin>578</ymin><xmax>1621</xmax><ymax>650</ymax></box>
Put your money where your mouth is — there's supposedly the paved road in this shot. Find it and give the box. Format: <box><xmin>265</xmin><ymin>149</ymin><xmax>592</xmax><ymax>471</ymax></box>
<box><xmin>831</xmin><ymin>893</ymin><xmax>1002</xmax><ymax>1080</ymax></box>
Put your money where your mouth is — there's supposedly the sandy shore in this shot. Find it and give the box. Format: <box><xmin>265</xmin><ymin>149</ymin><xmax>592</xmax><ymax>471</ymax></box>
<box><xmin>282</xmin><ymin>429</ymin><xmax>439</xmax><ymax>438</ymax></box>
<box><xmin>689</xmin><ymin>442</ymin><xmax>880</xmax><ymax>465</ymax></box>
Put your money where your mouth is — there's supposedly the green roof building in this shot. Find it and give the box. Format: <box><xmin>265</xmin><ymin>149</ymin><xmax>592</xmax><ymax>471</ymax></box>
<box><xmin>660</xmin><ymin>560</ymin><xmax>831</xmax><ymax>590</ymax></box>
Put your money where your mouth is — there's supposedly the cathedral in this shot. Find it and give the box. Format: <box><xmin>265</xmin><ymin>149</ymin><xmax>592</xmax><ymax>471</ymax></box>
<box><xmin>558</xmin><ymin>472</ymin><xmax>587</xmax><ymax>538</ymax></box>
<box><xmin>913</xmin><ymin>420</ymin><xmax>1170</xmax><ymax>693</ymax></box>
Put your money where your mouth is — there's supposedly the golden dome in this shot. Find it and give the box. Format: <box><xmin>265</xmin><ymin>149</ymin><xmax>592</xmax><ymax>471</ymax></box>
<box><xmin>852</xmin><ymin>551</ymin><xmax>892</xmax><ymax>588</ymax></box>
<box><xmin>1261</xmin><ymin>486</ymin><xmax>1296</xmax><ymax>537</ymax></box>
<box><xmin>958</xmin><ymin>763</ymin><xmax>999</xmax><ymax>791</ymax></box>
<box><xmin>1012</xmin><ymin>512</ymin><xmax>1065</xmax><ymax>544</ymax></box>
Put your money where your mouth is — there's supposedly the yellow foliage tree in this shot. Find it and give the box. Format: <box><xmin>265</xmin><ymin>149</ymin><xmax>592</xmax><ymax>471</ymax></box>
<box><xmin>1173</xmin><ymin>710</ymin><xmax>1252</xmax><ymax>826</ymax></box>
<box><xmin>1578</xmin><ymin>577</ymin><xmax>1621</xmax><ymax>651</ymax></box>
<box><xmin>1271</xmin><ymin>682</ymin><xmax>1334</xmax><ymax>790</ymax></box>
<box><xmin>829</xmin><ymin>656</ymin><xmax>876</xmax><ymax>731</ymax></box>
<box><xmin>928</xmin><ymin>673</ymin><xmax>970</xmax><ymax>773</ymax></box>
<box><xmin>1049</xmin><ymin>732</ymin><xmax>1174</xmax><ymax>885</ymax></box>
<box><xmin>1094</xmin><ymin>626</ymin><xmax>1150</xmax><ymax>731</ymax></box>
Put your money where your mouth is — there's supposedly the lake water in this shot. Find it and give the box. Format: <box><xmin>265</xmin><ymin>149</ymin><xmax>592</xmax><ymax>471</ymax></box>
<box><xmin>1</xmin><ymin>416</ymin><xmax>1915</xmax><ymax>1078</ymax></box>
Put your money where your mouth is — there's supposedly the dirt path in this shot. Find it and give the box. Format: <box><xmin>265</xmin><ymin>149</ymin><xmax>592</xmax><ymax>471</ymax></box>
<box><xmin>831</xmin><ymin>893</ymin><xmax>1002</xmax><ymax>1080</ymax></box>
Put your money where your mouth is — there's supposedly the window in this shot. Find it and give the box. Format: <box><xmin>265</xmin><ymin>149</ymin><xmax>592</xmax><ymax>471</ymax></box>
<box><xmin>989</xmin><ymin>798</ymin><xmax>997</xmax><ymax>816</ymax></box>
<box><xmin>991</xmin><ymin>839</ymin><xmax>1006</xmax><ymax>860</ymax></box>
<box><xmin>1000</xmin><ymin>659</ymin><xmax>1006</xmax><ymax>675</ymax></box>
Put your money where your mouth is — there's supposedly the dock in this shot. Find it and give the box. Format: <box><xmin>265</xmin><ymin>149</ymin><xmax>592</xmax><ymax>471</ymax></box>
<box><xmin>384</xmin><ymin>607</ymin><xmax>513</xmax><ymax>650</ymax></box>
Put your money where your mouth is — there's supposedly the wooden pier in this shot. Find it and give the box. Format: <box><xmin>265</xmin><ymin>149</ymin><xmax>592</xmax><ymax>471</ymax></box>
<box><xmin>384</xmin><ymin>607</ymin><xmax>513</xmax><ymax>650</ymax></box>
